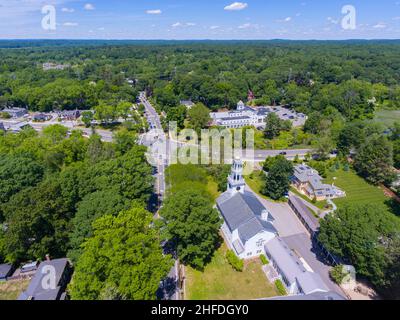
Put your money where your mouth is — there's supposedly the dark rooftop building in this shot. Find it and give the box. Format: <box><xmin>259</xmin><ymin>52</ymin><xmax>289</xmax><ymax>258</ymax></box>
<box><xmin>18</xmin><ymin>258</ymin><xmax>71</xmax><ymax>300</ymax></box>
<box><xmin>288</xmin><ymin>194</ymin><xmax>320</xmax><ymax>238</ymax></box>
<box><xmin>0</xmin><ymin>263</ymin><xmax>14</xmax><ymax>281</ymax></box>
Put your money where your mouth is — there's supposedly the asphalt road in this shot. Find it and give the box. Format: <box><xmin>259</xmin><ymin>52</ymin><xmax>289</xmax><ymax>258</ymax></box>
<box><xmin>138</xmin><ymin>92</ymin><xmax>179</xmax><ymax>301</ymax></box>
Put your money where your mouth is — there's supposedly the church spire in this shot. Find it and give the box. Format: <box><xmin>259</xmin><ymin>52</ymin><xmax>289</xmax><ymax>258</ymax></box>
<box><xmin>227</xmin><ymin>157</ymin><xmax>245</xmax><ymax>195</ymax></box>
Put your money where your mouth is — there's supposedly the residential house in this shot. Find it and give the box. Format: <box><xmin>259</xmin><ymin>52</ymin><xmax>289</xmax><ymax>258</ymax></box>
<box><xmin>180</xmin><ymin>100</ymin><xmax>195</xmax><ymax>109</ymax></box>
<box><xmin>9</xmin><ymin>122</ymin><xmax>32</xmax><ymax>133</ymax></box>
<box><xmin>18</xmin><ymin>258</ymin><xmax>72</xmax><ymax>300</ymax></box>
<box><xmin>32</xmin><ymin>113</ymin><xmax>52</xmax><ymax>122</ymax></box>
<box><xmin>291</xmin><ymin>164</ymin><xmax>346</xmax><ymax>201</ymax></box>
<box><xmin>0</xmin><ymin>264</ymin><xmax>14</xmax><ymax>281</ymax></box>
<box><xmin>58</xmin><ymin>110</ymin><xmax>81</xmax><ymax>121</ymax></box>
<box><xmin>217</xmin><ymin>158</ymin><xmax>278</xmax><ymax>259</ymax></box>
<box><xmin>264</xmin><ymin>237</ymin><xmax>329</xmax><ymax>296</ymax></box>
<box><xmin>2</xmin><ymin>107</ymin><xmax>28</xmax><ymax>118</ymax></box>
<box><xmin>42</xmin><ymin>63</ymin><xmax>70</xmax><ymax>71</ymax></box>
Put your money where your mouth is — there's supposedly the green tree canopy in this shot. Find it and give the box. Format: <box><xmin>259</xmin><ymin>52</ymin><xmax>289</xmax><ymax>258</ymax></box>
<box><xmin>159</xmin><ymin>189</ymin><xmax>222</xmax><ymax>270</ymax></box>
<box><xmin>318</xmin><ymin>204</ymin><xmax>399</xmax><ymax>288</ymax></box>
<box><xmin>354</xmin><ymin>134</ymin><xmax>395</xmax><ymax>185</ymax></box>
<box><xmin>69</xmin><ymin>206</ymin><xmax>173</xmax><ymax>300</ymax></box>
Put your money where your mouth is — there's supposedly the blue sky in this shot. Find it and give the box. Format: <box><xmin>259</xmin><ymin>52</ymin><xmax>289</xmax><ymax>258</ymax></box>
<box><xmin>1</xmin><ymin>0</ymin><xmax>400</xmax><ymax>39</ymax></box>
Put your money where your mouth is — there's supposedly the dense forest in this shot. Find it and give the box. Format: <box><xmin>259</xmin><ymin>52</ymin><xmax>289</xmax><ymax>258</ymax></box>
<box><xmin>1</xmin><ymin>40</ymin><xmax>400</xmax><ymax>115</ymax></box>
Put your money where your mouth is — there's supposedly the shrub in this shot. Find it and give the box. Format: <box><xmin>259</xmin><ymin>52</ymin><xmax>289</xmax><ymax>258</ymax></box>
<box><xmin>260</xmin><ymin>254</ymin><xmax>269</xmax><ymax>265</ymax></box>
<box><xmin>275</xmin><ymin>279</ymin><xmax>287</xmax><ymax>296</ymax></box>
<box><xmin>226</xmin><ymin>250</ymin><xmax>244</xmax><ymax>272</ymax></box>
<box><xmin>330</xmin><ymin>265</ymin><xmax>347</xmax><ymax>284</ymax></box>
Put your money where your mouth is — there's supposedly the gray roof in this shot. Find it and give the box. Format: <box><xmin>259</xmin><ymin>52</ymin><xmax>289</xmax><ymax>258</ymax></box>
<box><xmin>265</xmin><ymin>237</ymin><xmax>307</xmax><ymax>285</ymax></box>
<box><xmin>266</xmin><ymin>291</ymin><xmax>346</xmax><ymax>300</ymax></box>
<box><xmin>289</xmin><ymin>195</ymin><xmax>320</xmax><ymax>233</ymax></box>
<box><xmin>296</xmin><ymin>271</ymin><xmax>329</xmax><ymax>295</ymax></box>
<box><xmin>0</xmin><ymin>263</ymin><xmax>13</xmax><ymax>278</ymax></box>
<box><xmin>217</xmin><ymin>191</ymin><xmax>277</xmax><ymax>244</ymax></box>
<box><xmin>18</xmin><ymin>258</ymin><xmax>69</xmax><ymax>300</ymax></box>
<box><xmin>265</xmin><ymin>237</ymin><xmax>329</xmax><ymax>294</ymax></box>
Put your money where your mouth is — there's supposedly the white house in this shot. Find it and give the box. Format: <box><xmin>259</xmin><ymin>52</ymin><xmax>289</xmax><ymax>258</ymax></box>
<box><xmin>216</xmin><ymin>158</ymin><xmax>278</xmax><ymax>259</ymax></box>
<box><xmin>210</xmin><ymin>101</ymin><xmax>307</xmax><ymax>129</ymax></box>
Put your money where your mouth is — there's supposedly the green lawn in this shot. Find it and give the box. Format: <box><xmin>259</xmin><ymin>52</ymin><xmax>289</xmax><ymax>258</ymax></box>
<box><xmin>324</xmin><ymin>169</ymin><xmax>391</xmax><ymax>212</ymax></box>
<box><xmin>373</xmin><ymin>109</ymin><xmax>400</xmax><ymax>127</ymax></box>
<box><xmin>245</xmin><ymin>171</ymin><xmax>266</xmax><ymax>198</ymax></box>
<box><xmin>206</xmin><ymin>177</ymin><xmax>221</xmax><ymax>201</ymax></box>
<box><xmin>0</xmin><ymin>279</ymin><xmax>30</xmax><ymax>300</ymax></box>
<box><xmin>186</xmin><ymin>244</ymin><xmax>279</xmax><ymax>300</ymax></box>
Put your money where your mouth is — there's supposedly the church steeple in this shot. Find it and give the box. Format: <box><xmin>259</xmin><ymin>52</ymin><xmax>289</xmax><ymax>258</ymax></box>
<box><xmin>227</xmin><ymin>157</ymin><xmax>245</xmax><ymax>195</ymax></box>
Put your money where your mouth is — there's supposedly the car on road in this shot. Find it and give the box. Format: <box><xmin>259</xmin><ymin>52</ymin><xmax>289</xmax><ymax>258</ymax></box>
<box><xmin>279</xmin><ymin>151</ymin><xmax>287</xmax><ymax>156</ymax></box>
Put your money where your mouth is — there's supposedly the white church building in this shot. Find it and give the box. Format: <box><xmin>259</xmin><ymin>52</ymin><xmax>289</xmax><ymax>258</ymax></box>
<box><xmin>216</xmin><ymin>158</ymin><xmax>278</xmax><ymax>259</ymax></box>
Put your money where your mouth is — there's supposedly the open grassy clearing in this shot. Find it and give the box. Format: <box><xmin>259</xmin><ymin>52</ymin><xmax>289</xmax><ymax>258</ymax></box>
<box><xmin>185</xmin><ymin>244</ymin><xmax>279</xmax><ymax>300</ymax></box>
<box><xmin>324</xmin><ymin>169</ymin><xmax>392</xmax><ymax>213</ymax></box>
<box><xmin>0</xmin><ymin>279</ymin><xmax>30</xmax><ymax>300</ymax></box>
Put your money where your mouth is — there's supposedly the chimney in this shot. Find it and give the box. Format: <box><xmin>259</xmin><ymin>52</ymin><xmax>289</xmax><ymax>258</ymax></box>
<box><xmin>45</xmin><ymin>254</ymin><xmax>51</xmax><ymax>261</ymax></box>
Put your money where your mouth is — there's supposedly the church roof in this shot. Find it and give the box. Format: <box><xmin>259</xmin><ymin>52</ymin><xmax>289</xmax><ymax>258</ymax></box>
<box><xmin>217</xmin><ymin>191</ymin><xmax>277</xmax><ymax>243</ymax></box>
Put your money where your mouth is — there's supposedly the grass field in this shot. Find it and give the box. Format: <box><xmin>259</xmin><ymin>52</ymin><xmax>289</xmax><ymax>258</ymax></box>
<box><xmin>324</xmin><ymin>169</ymin><xmax>392</xmax><ymax>212</ymax></box>
<box><xmin>245</xmin><ymin>171</ymin><xmax>266</xmax><ymax>198</ymax></box>
<box><xmin>0</xmin><ymin>279</ymin><xmax>30</xmax><ymax>300</ymax></box>
<box><xmin>373</xmin><ymin>109</ymin><xmax>400</xmax><ymax>127</ymax></box>
<box><xmin>206</xmin><ymin>177</ymin><xmax>221</xmax><ymax>201</ymax></box>
<box><xmin>185</xmin><ymin>244</ymin><xmax>279</xmax><ymax>300</ymax></box>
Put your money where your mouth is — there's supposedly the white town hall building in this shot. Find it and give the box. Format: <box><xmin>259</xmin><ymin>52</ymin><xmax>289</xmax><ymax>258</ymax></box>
<box><xmin>216</xmin><ymin>158</ymin><xmax>278</xmax><ymax>259</ymax></box>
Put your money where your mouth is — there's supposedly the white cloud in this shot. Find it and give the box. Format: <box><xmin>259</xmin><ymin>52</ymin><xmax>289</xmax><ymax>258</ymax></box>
<box><xmin>238</xmin><ymin>23</ymin><xmax>259</xmax><ymax>29</ymax></box>
<box><xmin>62</xmin><ymin>8</ymin><xmax>75</xmax><ymax>13</ymax></box>
<box><xmin>84</xmin><ymin>3</ymin><xmax>95</xmax><ymax>11</ymax></box>
<box><xmin>277</xmin><ymin>17</ymin><xmax>292</xmax><ymax>23</ymax></box>
<box><xmin>327</xmin><ymin>17</ymin><xmax>339</xmax><ymax>25</ymax></box>
<box><xmin>210</xmin><ymin>26</ymin><xmax>220</xmax><ymax>30</ymax></box>
<box><xmin>373</xmin><ymin>22</ymin><xmax>387</xmax><ymax>29</ymax></box>
<box><xmin>238</xmin><ymin>23</ymin><xmax>251</xmax><ymax>29</ymax></box>
<box><xmin>172</xmin><ymin>22</ymin><xmax>196</xmax><ymax>28</ymax></box>
<box><xmin>224</xmin><ymin>2</ymin><xmax>248</xmax><ymax>11</ymax></box>
<box><xmin>63</xmin><ymin>22</ymin><xmax>78</xmax><ymax>27</ymax></box>
<box><xmin>392</xmin><ymin>17</ymin><xmax>400</xmax><ymax>20</ymax></box>
<box><xmin>146</xmin><ymin>9</ymin><xmax>162</xmax><ymax>15</ymax></box>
